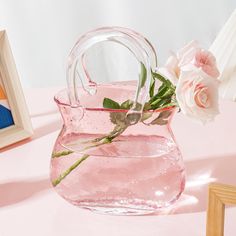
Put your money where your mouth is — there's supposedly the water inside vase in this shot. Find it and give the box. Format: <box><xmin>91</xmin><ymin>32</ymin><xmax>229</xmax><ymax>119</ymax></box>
<box><xmin>51</xmin><ymin>132</ymin><xmax>185</xmax><ymax>215</ymax></box>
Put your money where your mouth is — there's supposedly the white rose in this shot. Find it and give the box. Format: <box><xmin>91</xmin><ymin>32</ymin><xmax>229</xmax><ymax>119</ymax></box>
<box><xmin>176</xmin><ymin>69</ymin><xmax>219</xmax><ymax>123</ymax></box>
<box><xmin>158</xmin><ymin>54</ymin><xmax>180</xmax><ymax>85</ymax></box>
<box><xmin>158</xmin><ymin>41</ymin><xmax>220</xmax><ymax>85</ymax></box>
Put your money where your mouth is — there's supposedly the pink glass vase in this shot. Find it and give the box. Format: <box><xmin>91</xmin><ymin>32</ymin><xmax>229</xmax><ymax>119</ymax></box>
<box><xmin>50</xmin><ymin>27</ymin><xmax>185</xmax><ymax>215</ymax></box>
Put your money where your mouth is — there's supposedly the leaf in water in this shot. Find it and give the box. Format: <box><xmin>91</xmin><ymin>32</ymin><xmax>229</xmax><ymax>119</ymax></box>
<box><xmin>110</xmin><ymin>112</ymin><xmax>127</xmax><ymax>125</ymax></box>
<box><xmin>151</xmin><ymin>118</ymin><xmax>168</xmax><ymax>125</ymax></box>
<box><xmin>133</xmin><ymin>102</ymin><xmax>142</xmax><ymax>111</ymax></box>
<box><xmin>158</xmin><ymin>110</ymin><xmax>172</xmax><ymax>119</ymax></box>
<box><xmin>103</xmin><ymin>98</ymin><xmax>120</xmax><ymax>109</ymax></box>
<box><xmin>150</xmin><ymin>110</ymin><xmax>172</xmax><ymax>125</ymax></box>
<box><xmin>126</xmin><ymin>112</ymin><xmax>141</xmax><ymax>125</ymax></box>
<box><xmin>141</xmin><ymin>112</ymin><xmax>152</xmax><ymax>121</ymax></box>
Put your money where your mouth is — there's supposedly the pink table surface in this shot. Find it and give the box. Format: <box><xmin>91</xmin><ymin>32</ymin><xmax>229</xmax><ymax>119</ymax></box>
<box><xmin>0</xmin><ymin>87</ymin><xmax>236</xmax><ymax>236</ymax></box>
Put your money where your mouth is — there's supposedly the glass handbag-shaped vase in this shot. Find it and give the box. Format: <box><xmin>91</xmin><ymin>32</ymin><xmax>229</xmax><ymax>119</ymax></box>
<box><xmin>50</xmin><ymin>27</ymin><xmax>185</xmax><ymax>215</ymax></box>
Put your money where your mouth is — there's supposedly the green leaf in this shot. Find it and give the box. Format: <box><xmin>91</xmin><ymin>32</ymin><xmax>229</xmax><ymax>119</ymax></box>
<box><xmin>152</xmin><ymin>71</ymin><xmax>172</xmax><ymax>87</ymax></box>
<box><xmin>158</xmin><ymin>102</ymin><xmax>178</xmax><ymax>110</ymax></box>
<box><xmin>150</xmin><ymin>97</ymin><xmax>172</xmax><ymax>110</ymax></box>
<box><xmin>120</xmin><ymin>100</ymin><xmax>133</xmax><ymax>109</ymax></box>
<box><xmin>149</xmin><ymin>77</ymin><xmax>155</xmax><ymax>98</ymax></box>
<box><xmin>153</xmin><ymin>71</ymin><xmax>176</xmax><ymax>91</ymax></box>
<box><xmin>151</xmin><ymin>118</ymin><xmax>168</xmax><ymax>125</ymax></box>
<box><xmin>143</xmin><ymin>102</ymin><xmax>152</xmax><ymax>111</ymax></box>
<box><xmin>150</xmin><ymin>98</ymin><xmax>162</xmax><ymax>107</ymax></box>
<box><xmin>141</xmin><ymin>112</ymin><xmax>152</xmax><ymax>121</ymax></box>
<box><xmin>161</xmin><ymin>88</ymin><xmax>175</xmax><ymax>98</ymax></box>
<box><xmin>133</xmin><ymin>102</ymin><xmax>142</xmax><ymax>111</ymax></box>
<box><xmin>158</xmin><ymin>110</ymin><xmax>172</xmax><ymax>119</ymax></box>
<box><xmin>139</xmin><ymin>62</ymin><xmax>147</xmax><ymax>88</ymax></box>
<box><xmin>149</xmin><ymin>85</ymin><xmax>168</xmax><ymax>103</ymax></box>
<box><xmin>150</xmin><ymin>110</ymin><xmax>172</xmax><ymax>125</ymax></box>
<box><xmin>121</xmin><ymin>99</ymin><xmax>142</xmax><ymax>111</ymax></box>
<box><xmin>110</xmin><ymin>112</ymin><xmax>126</xmax><ymax>125</ymax></box>
<box><xmin>103</xmin><ymin>98</ymin><xmax>120</xmax><ymax>109</ymax></box>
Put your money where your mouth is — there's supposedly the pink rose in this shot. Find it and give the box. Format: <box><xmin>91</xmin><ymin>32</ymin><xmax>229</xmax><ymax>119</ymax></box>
<box><xmin>176</xmin><ymin>69</ymin><xmax>219</xmax><ymax>123</ymax></box>
<box><xmin>158</xmin><ymin>41</ymin><xmax>220</xmax><ymax>84</ymax></box>
<box><xmin>158</xmin><ymin>54</ymin><xmax>180</xmax><ymax>84</ymax></box>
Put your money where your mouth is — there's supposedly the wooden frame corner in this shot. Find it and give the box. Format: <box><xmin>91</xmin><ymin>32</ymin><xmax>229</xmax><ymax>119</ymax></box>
<box><xmin>206</xmin><ymin>183</ymin><xmax>236</xmax><ymax>236</ymax></box>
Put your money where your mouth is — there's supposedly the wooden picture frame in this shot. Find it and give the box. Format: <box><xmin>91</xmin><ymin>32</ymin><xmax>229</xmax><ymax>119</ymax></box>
<box><xmin>206</xmin><ymin>183</ymin><xmax>236</xmax><ymax>236</ymax></box>
<box><xmin>0</xmin><ymin>30</ymin><xmax>33</xmax><ymax>149</ymax></box>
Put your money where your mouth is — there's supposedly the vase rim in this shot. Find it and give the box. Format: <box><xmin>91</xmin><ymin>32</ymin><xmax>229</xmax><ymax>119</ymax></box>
<box><xmin>54</xmin><ymin>88</ymin><xmax>177</xmax><ymax>114</ymax></box>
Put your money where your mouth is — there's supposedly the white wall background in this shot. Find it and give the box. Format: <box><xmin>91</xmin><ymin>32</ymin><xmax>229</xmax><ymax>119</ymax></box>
<box><xmin>0</xmin><ymin>0</ymin><xmax>235</xmax><ymax>88</ymax></box>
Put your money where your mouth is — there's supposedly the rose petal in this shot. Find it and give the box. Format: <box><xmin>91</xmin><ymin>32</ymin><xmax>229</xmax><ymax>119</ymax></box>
<box><xmin>176</xmin><ymin>69</ymin><xmax>219</xmax><ymax>123</ymax></box>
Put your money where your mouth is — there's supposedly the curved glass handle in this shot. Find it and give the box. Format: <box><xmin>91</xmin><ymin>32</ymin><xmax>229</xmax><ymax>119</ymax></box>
<box><xmin>67</xmin><ymin>27</ymin><xmax>157</xmax><ymax>122</ymax></box>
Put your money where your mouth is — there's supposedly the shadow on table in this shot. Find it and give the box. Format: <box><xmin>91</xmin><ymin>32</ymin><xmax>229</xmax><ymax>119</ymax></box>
<box><xmin>0</xmin><ymin>178</ymin><xmax>51</xmax><ymax>208</ymax></box>
<box><xmin>168</xmin><ymin>154</ymin><xmax>236</xmax><ymax>215</ymax></box>
<box><xmin>0</xmin><ymin>154</ymin><xmax>235</xmax><ymax>215</ymax></box>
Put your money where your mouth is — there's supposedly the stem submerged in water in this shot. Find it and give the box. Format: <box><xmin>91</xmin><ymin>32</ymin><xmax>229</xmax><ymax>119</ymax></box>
<box><xmin>52</xmin><ymin>71</ymin><xmax>177</xmax><ymax>187</ymax></box>
<box><xmin>52</xmin><ymin>150</ymin><xmax>73</xmax><ymax>158</ymax></box>
<box><xmin>52</xmin><ymin>154</ymin><xmax>89</xmax><ymax>187</ymax></box>
<box><xmin>52</xmin><ymin>124</ymin><xmax>128</xmax><ymax>187</ymax></box>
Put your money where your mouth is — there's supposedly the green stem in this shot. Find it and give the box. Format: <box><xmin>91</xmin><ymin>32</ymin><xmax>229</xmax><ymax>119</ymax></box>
<box><xmin>82</xmin><ymin>137</ymin><xmax>113</xmax><ymax>151</ymax></box>
<box><xmin>52</xmin><ymin>154</ymin><xmax>89</xmax><ymax>187</ymax></box>
<box><xmin>52</xmin><ymin>71</ymin><xmax>177</xmax><ymax>187</ymax></box>
<box><xmin>86</xmin><ymin>125</ymin><xmax>125</xmax><ymax>143</ymax></box>
<box><xmin>52</xmin><ymin>150</ymin><xmax>73</xmax><ymax>158</ymax></box>
<box><xmin>52</xmin><ymin>125</ymin><xmax>128</xmax><ymax>187</ymax></box>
